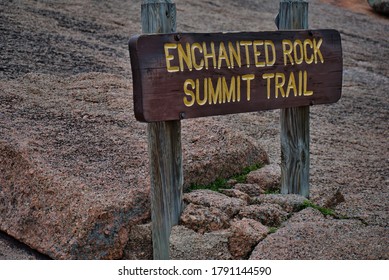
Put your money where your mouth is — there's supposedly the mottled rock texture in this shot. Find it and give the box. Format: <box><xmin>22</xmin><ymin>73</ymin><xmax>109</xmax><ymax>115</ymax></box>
<box><xmin>245</xmin><ymin>164</ymin><xmax>281</xmax><ymax>192</ymax></box>
<box><xmin>1</xmin><ymin>0</ymin><xmax>388</xmax><ymax>260</ymax></box>
<box><xmin>250</xmin><ymin>208</ymin><xmax>389</xmax><ymax>259</ymax></box>
<box><xmin>250</xmin><ymin>194</ymin><xmax>307</xmax><ymax>213</ymax></box>
<box><xmin>170</xmin><ymin>226</ymin><xmax>232</xmax><ymax>260</ymax></box>
<box><xmin>180</xmin><ymin>203</ymin><xmax>230</xmax><ymax>234</ymax></box>
<box><xmin>183</xmin><ymin>190</ymin><xmax>247</xmax><ymax>218</ymax></box>
<box><xmin>0</xmin><ymin>2</ymin><xmax>268</xmax><ymax>258</ymax></box>
<box><xmin>228</xmin><ymin>219</ymin><xmax>268</xmax><ymax>259</ymax></box>
<box><xmin>238</xmin><ymin>204</ymin><xmax>288</xmax><ymax>227</ymax></box>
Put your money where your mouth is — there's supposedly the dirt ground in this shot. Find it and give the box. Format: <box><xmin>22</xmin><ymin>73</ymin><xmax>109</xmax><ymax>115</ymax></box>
<box><xmin>0</xmin><ymin>0</ymin><xmax>388</xmax><ymax>259</ymax></box>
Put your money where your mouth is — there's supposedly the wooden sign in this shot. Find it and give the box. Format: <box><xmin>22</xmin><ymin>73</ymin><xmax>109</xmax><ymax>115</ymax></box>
<box><xmin>129</xmin><ymin>29</ymin><xmax>342</xmax><ymax>122</ymax></box>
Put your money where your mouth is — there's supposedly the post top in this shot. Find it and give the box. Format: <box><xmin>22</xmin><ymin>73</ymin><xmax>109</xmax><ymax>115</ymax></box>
<box><xmin>142</xmin><ymin>0</ymin><xmax>173</xmax><ymax>4</ymax></box>
<box><xmin>280</xmin><ymin>0</ymin><xmax>307</xmax><ymax>2</ymax></box>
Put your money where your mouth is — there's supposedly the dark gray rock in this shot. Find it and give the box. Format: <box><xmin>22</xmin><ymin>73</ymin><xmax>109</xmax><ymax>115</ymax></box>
<box><xmin>238</xmin><ymin>203</ymin><xmax>288</xmax><ymax>227</ymax></box>
<box><xmin>124</xmin><ymin>223</ymin><xmax>153</xmax><ymax>260</ymax></box>
<box><xmin>368</xmin><ymin>0</ymin><xmax>389</xmax><ymax>15</ymax></box>
<box><xmin>180</xmin><ymin>203</ymin><xmax>230</xmax><ymax>234</ymax></box>
<box><xmin>184</xmin><ymin>190</ymin><xmax>247</xmax><ymax>217</ymax></box>
<box><xmin>251</xmin><ymin>194</ymin><xmax>307</xmax><ymax>213</ymax></box>
<box><xmin>219</xmin><ymin>188</ymin><xmax>251</xmax><ymax>203</ymax></box>
<box><xmin>233</xmin><ymin>183</ymin><xmax>265</xmax><ymax>197</ymax></box>
<box><xmin>170</xmin><ymin>226</ymin><xmax>232</xmax><ymax>260</ymax></box>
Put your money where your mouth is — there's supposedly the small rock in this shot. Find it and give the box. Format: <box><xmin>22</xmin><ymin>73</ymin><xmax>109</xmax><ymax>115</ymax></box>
<box><xmin>180</xmin><ymin>203</ymin><xmax>230</xmax><ymax>234</ymax></box>
<box><xmin>184</xmin><ymin>190</ymin><xmax>247</xmax><ymax>217</ymax></box>
<box><xmin>170</xmin><ymin>226</ymin><xmax>232</xmax><ymax>260</ymax></box>
<box><xmin>239</xmin><ymin>203</ymin><xmax>288</xmax><ymax>227</ymax></box>
<box><xmin>246</xmin><ymin>164</ymin><xmax>281</xmax><ymax>192</ymax></box>
<box><xmin>368</xmin><ymin>0</ymin><xmax>389</xmax><ymax>15</ymax></box>
<box><xmin>228</xmin><ymin>218</ymin><xmax>268</xmax><ymax>259</ymax></box>
<box><xmin>324</xmin><ymin>189</ymin><xmax>345</xmax><ymax>209</ymax></box>
<box><xmin>251</xmin><ymin>194</ymin><xmax>307</xmax><ymax>213</ymax></box>
<box><xmin>286</xmin><ymin>207</ymin><xmax>326</xmax><ymax>224</ymax></box>
<box><xmin>219</xmin><ymin>188</ymin><xmax>251</xmax><ymax>203</ymax></box>
<box><xmin>233</xmin><ymin>183</ymin><xmax>265</xmax><ymax>197</ymax></box>
<box><xmin>226</xmin><ymin>179</ymin><xmax>238</xmax><ymax>187</ymax></box>
<box><xmin>183</xmin><ymin>120</ymin><xmax>269</xmax><ymax>189</ymax></box>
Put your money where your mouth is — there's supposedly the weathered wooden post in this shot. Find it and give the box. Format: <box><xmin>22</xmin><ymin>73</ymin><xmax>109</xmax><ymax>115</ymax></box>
<box><xmin>141</xmin><ymin>0</ymin><xmax>183</xmax><ymax>260</ymax></box>
<box><xmin>278</xmin><ymin>0</ymin><xmax>310</xmax><ymax>198</ymax></box>
<box><xmin>131</xmin><ymin>2</ymin><xmax>342</xmax><ymax>259</ymax></box>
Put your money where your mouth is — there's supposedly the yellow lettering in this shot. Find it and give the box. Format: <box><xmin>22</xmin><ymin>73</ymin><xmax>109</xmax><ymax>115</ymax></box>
<box><xmin>282</xmin><ymin>40</ymin><xmax>294</xmax><ymax>65</ymax></box>
<box><xmin>293</xmin><ymin>40</ymin><xmax>304</xmax><ymax>65</ymax></box>
<box><xmin>208</xmin><ymin>77</ymin><xmax>222</xmax><ymax>104</ymax></box>
<box><xmin>237</xmin><ymin>75</ymin><xmax>241</xmax><ymax>102</ymax></box>
<box><xmin>228</xmin><ymin>41</ymin><xmax>241</xmax><ymax>69</ymax></box>
<box><xmin>218</xmin><ymin>42</ymin><xmax>231</xmax><ymax>69</ymax></box>
<box><xmin>242</xmin><ymin>74</ymin><xmax>255</xmax><ymax>101</ymax></box>
<box><xmin>196</xmin><ymin>78</ymin><xmax>208</xmax><ymax>105</ymax></box>
<box><xmin>286</xmin><ymin>72</ymin><xmax>297</xmax><ymax>97</ymax></box>
<box><xmin>275</xmin><ymin>73</ymin><xmax>286</xmax><ymax>98</ymax></box>
<box><xmin>265</xmin><ymin>40</ymin><xmax>276</xmax><ymax>66</ymax></box>
<box><xmin>240</xmin><ymin>41</ymin><xmax>252</xmax><ymax>67</ymax></box>
<box><xmin>183</xmin><ymin>79</ymin><xmax>195</xmax><ymax>106</ymax></box>
<box><xmin>303</xmin><ymin>71</ymin><xmax>313</xmax><ymax>96</ymax></box>
<box><xmin>262</xmin><ymin>71</ymin><xmax>312</xmax><ymax>100</ymax></box>
<box><xmin>177</xmin><ymin>43</ymin><xmax>193</xmax><ymax>71</ymax></box>
<box><xmin>262</xmin><ymin>73</ymin><xmax>275</xmax><ymax>99</ymax></box>
<box><xmin>298</xmin><ymin>70</ymin><xmax>303</xmax><ymax>96</ymax></box>
<box><xmin>313</xmin><ymin>38</ymin><xmax>324</xmax><ymax>64</ymax></box>
<box><xmin>164</xmin><ymin>43</ymin><xmax>179</xmax><ymax>72</ymax></box>
<box><xmin>253</xmin><ymin>40</ymin><xmax>265</xmax><ymax>68</ymax></box>
<box><xmin>303</xmin><ymin>39</ymin><xmax>314</xmax><ymax>64</ymax></box>
<box><xmin>222</xmin><ymin>76</ymin><xmax>236</xmax><ymax>103</ymax></box>
<box><xmin>191</xmin><ymin>43</ymin><xmax>204</xmax><ymax>71</ymax></box>
<box><xmin>203</xmin><ymin>42</ymin><xmax>217</xmax><ymax>70</ymax></box>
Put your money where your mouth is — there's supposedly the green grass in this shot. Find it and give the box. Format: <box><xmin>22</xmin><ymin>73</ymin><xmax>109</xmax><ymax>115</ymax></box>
<box><xmin>188</xmin><ymin>177</ymin><xmax>228</xmax><ymax>192</ymax></box>
<box><xmin>188</xmin><ymin>163</ymin><xmax>264</xmax><ymax>192</ymax></box>
<box><xmin>268</xmin><ymin>227</ymin><xmax>278</xmax><ymax>234</ymax></box>
<box><xmin>301</xmin><ymin>200</ymin><xmax>336</xmax><ymax>217</ymax></box>
<box><xmin>264</xmin><ymin>188</ymin><xmax>281</xmax><ymax>195</ymax></box>
<box><xmin>301</xmin><ymin>201</ymin><xmax>367</xmax><ymax>223</ymax></box>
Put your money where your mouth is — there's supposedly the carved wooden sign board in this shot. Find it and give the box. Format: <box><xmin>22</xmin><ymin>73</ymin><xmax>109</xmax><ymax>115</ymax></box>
<box><xmin>129</xmin><ymin>29</ymin><xmax>342</xmax><ymax>122</ymax></box>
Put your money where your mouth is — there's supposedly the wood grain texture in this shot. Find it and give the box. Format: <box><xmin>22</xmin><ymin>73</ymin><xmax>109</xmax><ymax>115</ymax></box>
<box><xmin>279</xmin><ymin>0</ymin><xmax>310</xmax><ymax>198</ymax></box>
<box><xmin>147</xmin><ymin>120</ymin><xmax>183</xmax><ymax>260</ymax></box>
<box><xmin>141</xmin><ymin>0</ymin><xmax>183</xmax><ymax>260</ymax></box>
<box><xmin>129</xmin><ymin>30</ymin><xmax>342</xmax><ymax>122</ymax></box>
<box><xmin>141</xmin><ymin>0</ymin><xmax>176</xmax><ymax>34</ymax></box>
